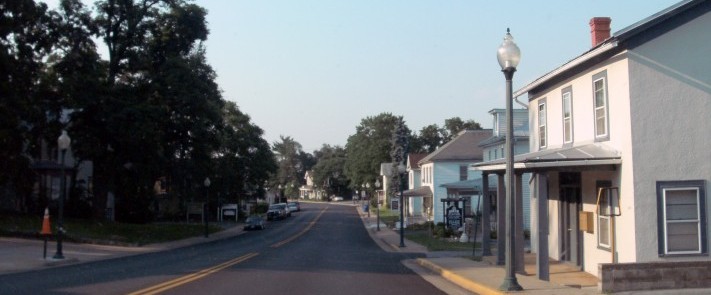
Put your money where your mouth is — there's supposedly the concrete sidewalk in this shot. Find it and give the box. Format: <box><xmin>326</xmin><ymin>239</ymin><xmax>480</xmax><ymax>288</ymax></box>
<box><xmin>0</xmin><ymin>223</ymin><xmax>246</xmax><ymax>275</ymax></box>
<box><xmin>357</xmin><ymin>207</ymin><xmax>711</xmax><ymax>295</ymax></box>
<box><xmin>357</xmin><ymin>206</ymin><xmax>601</xmax><ymax>295</ymax></box>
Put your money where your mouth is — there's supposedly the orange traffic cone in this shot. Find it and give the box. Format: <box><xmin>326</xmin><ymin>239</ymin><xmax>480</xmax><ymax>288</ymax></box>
<box><xmin>40</xmin><ymin>208</ymin><xmax>51</xmax><ymax>235</ymax></box>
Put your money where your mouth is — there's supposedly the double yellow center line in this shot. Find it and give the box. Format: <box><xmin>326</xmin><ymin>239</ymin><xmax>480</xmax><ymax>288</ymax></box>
<box><xmin>271</xmin><ymin>207</ymin><xmax>327</xmax><ymax>248</ymax></box>
<box><xmin>128</xmin><ymin>207</ymin><xmax>328</xmax><ymax>295</ymax></box>
<box><xmin>128</xmin><ymin>252</ymin><xmax>258</xmax><ymax>295</ymax></box>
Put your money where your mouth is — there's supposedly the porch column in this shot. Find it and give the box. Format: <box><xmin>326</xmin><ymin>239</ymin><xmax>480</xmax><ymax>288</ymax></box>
<box><xmin>515</xmin><ymin>172</ymin><xmax>525</xmax><ymax>273</ymax></box>
<box><xmin>496</xmin><ymin>173</ymin><xmax>506</xmax><ymax>265</ymax></box>
<box><xmin>482</xmin><ymin>172</ymin><xmax>491</xmax><ymax>256</ymax></box>
<box><xmin>536</xmin><ymin>173</ymin><xmax>550</xmax><ymax>281</ymax></box>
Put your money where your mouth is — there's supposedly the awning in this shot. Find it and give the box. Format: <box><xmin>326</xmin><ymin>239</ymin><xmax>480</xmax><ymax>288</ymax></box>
<box><xmin>472</xmin><ymin>143</ymin><xmax>621</xmax><ymax>172</ymax></box>
<box><xmin>440</xmin><ymin>178</ymin><xmax>498</xmax><ymax>196</ymax></box>
<box><xmin>440</xmin><ymin>178</ymin><xmax>498</xmax><ymax>190</ymax></box>
<box><xmin>402</xmin><ymin>186</ymin><xmax>433</xmax><ymax>197</ymax></box>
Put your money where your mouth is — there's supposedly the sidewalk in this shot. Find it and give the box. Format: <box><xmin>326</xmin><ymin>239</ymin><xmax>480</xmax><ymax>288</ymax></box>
<box><xmin>357</xmin><ymin>206</ymin><xmax>601</xmax><ymax>295</ymax></box>
<box><xmin>0</xmin><ymin>222</ymin><xmax>246</xmax><ymax>275</ymax></box>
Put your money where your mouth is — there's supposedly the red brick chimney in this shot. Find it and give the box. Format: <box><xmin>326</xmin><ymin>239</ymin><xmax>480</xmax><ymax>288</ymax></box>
<box><xmin>589</xmin><ymin>17</ymin><xmax>611</xmax><ymax>47</ymax></box>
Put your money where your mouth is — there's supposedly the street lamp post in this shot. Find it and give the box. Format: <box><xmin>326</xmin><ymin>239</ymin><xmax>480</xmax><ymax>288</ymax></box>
<box><xmin>204</xmin><ymin>177</ymin><xmax>211</xmax><ymax>238</ymax></box>
<box><xmin>364</xmin><ymin>183</ymin><xmax>370</xmax><ymax>217</ymax></box>
<box><xmin>398</xmin><ymin>163</ymin><xmax>407</xmax><ymax>247</ymax></box>
<box><xmin>375</xmin><ymin>178</ymin><xmax>381</xmax><ymax>231</ymax></box>
<box><xmin>497</xmin><ymin>28</ymin><xmax>523</xmax><ymax>291</ymax></box>
<box><xmin>54</xmin><ymin>130</ymin><xmax>71</xmax><ymax>259</ymax></box>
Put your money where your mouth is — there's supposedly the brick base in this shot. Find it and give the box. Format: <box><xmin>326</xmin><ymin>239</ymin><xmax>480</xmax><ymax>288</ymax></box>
<box><xmin>599</xmin><ymin>261</ymin><xmax>711</xmax><ymax>293</ymax></box>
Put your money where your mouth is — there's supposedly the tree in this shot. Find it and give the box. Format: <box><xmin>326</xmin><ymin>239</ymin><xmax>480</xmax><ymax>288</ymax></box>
<box><xmin>216</xmin><ymin>101</ymin><xmax>276</xmax><ymax>203</ymax></box>
<box><xmin>389</xmin><ymin>117</ymin><xmax>409</xmax><ymax>201</ymax></box>
<box><xmin>311</xmin><ymin>145</ymin><xmax>347</xmax><ymax>198</ymax></box>
<box><xmin>344</xmin><ymin>113</ymin><xmax>409</xmax><ymax>191</ymax></box>
<box><xmin>412</xmin><ymin>124</ymin><xmax>443</xmax><ymax>153</ymax></box>
<box><xmin>272</xmin><ymin>136</ymin><xmax>304</xmax><ymax>197</ymax></box>
<box><xmin>0</xmin><ymin>0</ymin><xmax>59</xmax><ymax>213</ymax></box>
<box><xmin>442</xmin><ymin>117</ymin><xmax>482</xmax><ymax>142</ymax></box>
<box><xmin>69</xmin><ymin>0</ymin><xmax>222</xmax><ymax>221</ymax></box>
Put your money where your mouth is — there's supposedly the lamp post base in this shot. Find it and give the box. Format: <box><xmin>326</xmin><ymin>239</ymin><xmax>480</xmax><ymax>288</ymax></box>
<box><xmin>499</xmin><ymin>277</ymin><xmax>523</xmax><ymax>291</ymax></box>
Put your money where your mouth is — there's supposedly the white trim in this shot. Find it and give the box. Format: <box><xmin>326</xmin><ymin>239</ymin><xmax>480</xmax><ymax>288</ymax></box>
<box><xmin>662</xmin><ymin>187</ymin><xmax>702</xmax><ymax>255</ymax></box>
<box><xmin>472</xmin><ymin>159</ymin><xmax>622</xmax><ymax>171</ymax></box>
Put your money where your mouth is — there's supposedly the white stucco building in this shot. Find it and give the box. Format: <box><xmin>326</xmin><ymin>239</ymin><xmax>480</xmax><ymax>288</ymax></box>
<box><xmin>474</xmin><ymin>1</ymin><xmax>711</xmax><ymax>292</ymax></box>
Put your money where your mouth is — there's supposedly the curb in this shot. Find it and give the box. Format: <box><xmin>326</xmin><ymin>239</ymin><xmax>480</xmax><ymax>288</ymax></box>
<box><xmin>415</xmin><ymin>258</ymin><xmax>504</xmax><ymax>295</ymax></box>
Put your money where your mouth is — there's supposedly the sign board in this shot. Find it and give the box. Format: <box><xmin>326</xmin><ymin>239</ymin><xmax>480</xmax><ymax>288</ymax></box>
<box><xmin>447</xmin><ymin>207</ymin><xmax>462</xmax><ymax>230</ymax></box>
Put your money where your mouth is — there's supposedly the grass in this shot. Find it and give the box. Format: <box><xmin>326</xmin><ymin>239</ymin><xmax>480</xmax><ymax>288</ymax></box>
<box><xmin>0</xmin><ymin>213</ymin><xmax>224</xmax><ymax>246</ymax></box>
<box><xmin>405</xmin><ymin>229</ymin><xmax>479</xmax><ymax>251</ymax></box>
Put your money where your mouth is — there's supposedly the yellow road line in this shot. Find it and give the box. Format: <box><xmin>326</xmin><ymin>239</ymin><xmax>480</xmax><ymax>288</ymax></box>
<box><xmin>127</xmin><ymin>252</ymin><xmax>259</xmax><ymax>295</ymax></box>
<box><xmin>271</xmin><ymin>207</ymin><xmax>328</xmax><ymax>248</ymax></box>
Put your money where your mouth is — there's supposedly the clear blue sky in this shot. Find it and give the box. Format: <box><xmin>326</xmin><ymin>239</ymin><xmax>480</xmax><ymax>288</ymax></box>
<box><xmin>44</xmin><ymin>0</ymin><xmax>681</xmax><ymax>152</ymax></box>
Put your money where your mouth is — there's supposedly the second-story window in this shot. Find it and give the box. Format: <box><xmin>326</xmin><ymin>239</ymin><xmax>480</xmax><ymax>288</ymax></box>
<box><xmin>562</xmin><ymin>87</ymin><xmax>573</xmax><ymax>144</ymax></box>
<box><xmin>593</xmin><ymin>71</ymin><xmax>609</xmax><ymax>140</ymax></box>
<box><xmin>459</xmin><ymin>165</ymin><xmax>467</xmax><ymax>181</ymax></box>
<box><xmin>538</xmin><ymin>99</ymin><xmax>547</xmax><ymax>148</ymax></box>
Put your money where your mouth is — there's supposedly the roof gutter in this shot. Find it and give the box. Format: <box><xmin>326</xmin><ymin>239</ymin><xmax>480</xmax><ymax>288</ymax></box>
<box><xmin>472</xmin><ymin>158</ymin><xmax>622</xmax><ymax>172</ymax></box>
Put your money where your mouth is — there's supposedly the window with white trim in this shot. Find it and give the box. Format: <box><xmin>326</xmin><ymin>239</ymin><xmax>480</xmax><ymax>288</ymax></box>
<box><xmin>657</xmin><ymin>180</ymin><xmax>707</xmax><ymax>256</ymax></box>
<box><xmin>562</xmin><ymin>87</ymin><xmax>573</xmax><ymax>144</ymax></box>
<box><xmin>596</xmin><ymin>181</ymin><xmax>613</xmax><ymax>250</ymax></box>
<box><xmin>538</xmin><ymin>99</ymin><xmax>547</xmax><ymax>148</ymax></box>
<box><xmin>593</xmin><ymin>71</ymin><xmax>609</xmax><ymax>140</ymax></box>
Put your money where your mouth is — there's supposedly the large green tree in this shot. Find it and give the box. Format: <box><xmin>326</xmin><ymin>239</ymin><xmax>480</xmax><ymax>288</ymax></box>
<box><xmin>442</xmin><ymin>117</ymin><xmax>482</xmax><ymax>142</ymax></box>
<box><xmin>215</xmin><ymin>101</ymin><xmax>276</xmax><ymax>203</ymax></box>
<box><xmin>344</xmin><ymin>113</ymin><xmax>409</xmax><ymax>191</ymax></box>
<box><xmin>311</xmin><ymin>144</ymin><xmax>347</xmax><ymax>199</ymax></box>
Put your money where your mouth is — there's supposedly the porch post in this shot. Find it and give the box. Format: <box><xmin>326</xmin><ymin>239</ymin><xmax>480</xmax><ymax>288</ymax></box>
<box><xmin>515</xmin><ymin>172</ymin><xmax>525</xmax><ymax>273</ymax></box>
<box><xmin>497</xmin><ymin>173</ymin><xmax>506</xmax><ymax>265</ymax></box>
<box><xmin>536</xmin><ymin>173</ymin><xmax>550</xmax><ymax>281</ymax></box>
<box><xmin>482</xmin><ymin>172</ymin><xmax>491</xmax><ymax>256</ymax></box>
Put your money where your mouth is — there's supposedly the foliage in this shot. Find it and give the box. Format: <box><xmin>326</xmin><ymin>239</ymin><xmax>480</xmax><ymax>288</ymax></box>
<box><xmin>442</xmin><ymin>117</ymin><xmax>482</xmax><ymax>142</ymax></box>
<box><xmin>344</xmin><ymin>113</ymin><xmax>406</xmax><ymax>191</ymax></box>
<box><xmin>271</xmin><ymin>136</ymin><xmax>306</xmax><ymax>197</ymax></box>
<box><xmin>0</xmin><ymin>0</ymin><xmax>275</xmax><ymax>224</ymax></box>
<box><xmin>389</xmin><ymin>117</ymin><xmax>409</xmax><ymax>198</ymax></box>
<box><xmin>311</xmin><ymin>144</ymin><xmax>348</xmax><ymax>197</ymax></box>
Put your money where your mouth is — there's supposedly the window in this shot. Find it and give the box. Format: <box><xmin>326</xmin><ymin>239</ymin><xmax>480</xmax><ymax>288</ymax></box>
<box><xmin>538</xmin><ymin>99</ymin><xmax>547</xmax><ymax>148</ymax></box>
<box><xmin>459</xmin><ymin>165</ymin><xmax>467</xmax><ymax>181</ymax></box>
<box><xmin>562</xmin><ymin>87</ymin><xmax>573</xmax><ymax>144</ymax></box>
<box><xmin>657</xmin><ymin>180</ymin><xmax>707</xmax><ymax>256</ymax></box>
<box><xmin>593</xmin><ymin>71</ymin><xmax>609</xmax><ymax>140</ymax></box>
<box><xmin>596</xmin><ymin>181</ymin><xmax>613</xmax><ymax>250</ymax></box>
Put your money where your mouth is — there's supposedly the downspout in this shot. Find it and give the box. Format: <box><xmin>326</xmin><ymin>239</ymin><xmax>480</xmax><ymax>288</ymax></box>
<box><xmin>514</xmin><ymin>94</ymin><xmax>528</xmax><ymax>109</ymax></box>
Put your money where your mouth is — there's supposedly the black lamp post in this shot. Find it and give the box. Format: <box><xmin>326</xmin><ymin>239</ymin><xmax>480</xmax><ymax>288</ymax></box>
<box><xmin>204</xmin><ymin>177</ymin><xmax>211</xmax><ymax>238</ymax></box>
<box><xmin>54</xmin><ymin>130</ymin><xmax>71</xmax><ymax>259</ymax></box>
<box><xmin>497</xmin><ymin>28</ymin><xmax>523</xmax><ymax>291</ymax></box>
<box><xmin>375</xmin><ymin>178</ymin><xmax>381</xmax><ymax>231</ymax></box>
<box><xmin>398</xmin><ymin>162</ymin><xmax>406</xmax><ymax>247</ymax></box>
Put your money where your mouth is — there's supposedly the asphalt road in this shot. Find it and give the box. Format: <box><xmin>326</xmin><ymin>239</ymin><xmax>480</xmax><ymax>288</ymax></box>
<box><xmin>0</xmin><ymin>203</ymin><xmax>447</xmax><ymax>295</ymax></box>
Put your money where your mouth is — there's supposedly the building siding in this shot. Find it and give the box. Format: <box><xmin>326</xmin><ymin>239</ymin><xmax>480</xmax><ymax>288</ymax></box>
<box><xmin>628</xmin><ymin>10</ymin><xmax>711</xmax><ymax>262</ymax></box>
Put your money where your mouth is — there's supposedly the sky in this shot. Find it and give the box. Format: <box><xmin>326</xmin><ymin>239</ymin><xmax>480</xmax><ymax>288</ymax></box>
<box><xmin>43</xmin><ymin>0</ymin><xmax>681</xmax><ymax>152</ymax></box>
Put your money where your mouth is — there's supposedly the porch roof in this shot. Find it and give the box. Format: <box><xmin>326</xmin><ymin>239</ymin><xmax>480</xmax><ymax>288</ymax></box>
<box><xmin>440</xmin><ymin>178</ymin><xmax>497</xmax><ymax>190</ymax></box>
<box><xmin>402</xmin><ymin>186</ymin><xmax>433</xmax><ymax>197</ymax></box>
<box><xmin>471</xmin><ymin>143</ymin><xmax>621</xmax><ymax>172</ymax></box>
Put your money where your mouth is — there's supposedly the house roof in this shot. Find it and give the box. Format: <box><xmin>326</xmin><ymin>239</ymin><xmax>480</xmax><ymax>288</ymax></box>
<box><xmin>407</xmin><ymin>153</ymin><xmax>427</xmax><ymax>169</ymax></box>
<box><xmin>403</xmin><ymin>186</ymin><xmax>433</xmax><ymax>197</ymax></box>
<box><xmin>514</xmin><ymin>0</ymin><xmax>707</xmax><ymax>98</ymax></box>
<box><xmin>472</xmin><ymin>143</ymin><xmax>621</xmax><ymax>172</ymax></box>
<box><xmin>418</xmin><ymin>129</ymin><xmax>492</xmax><ymax>164</ymax></box>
